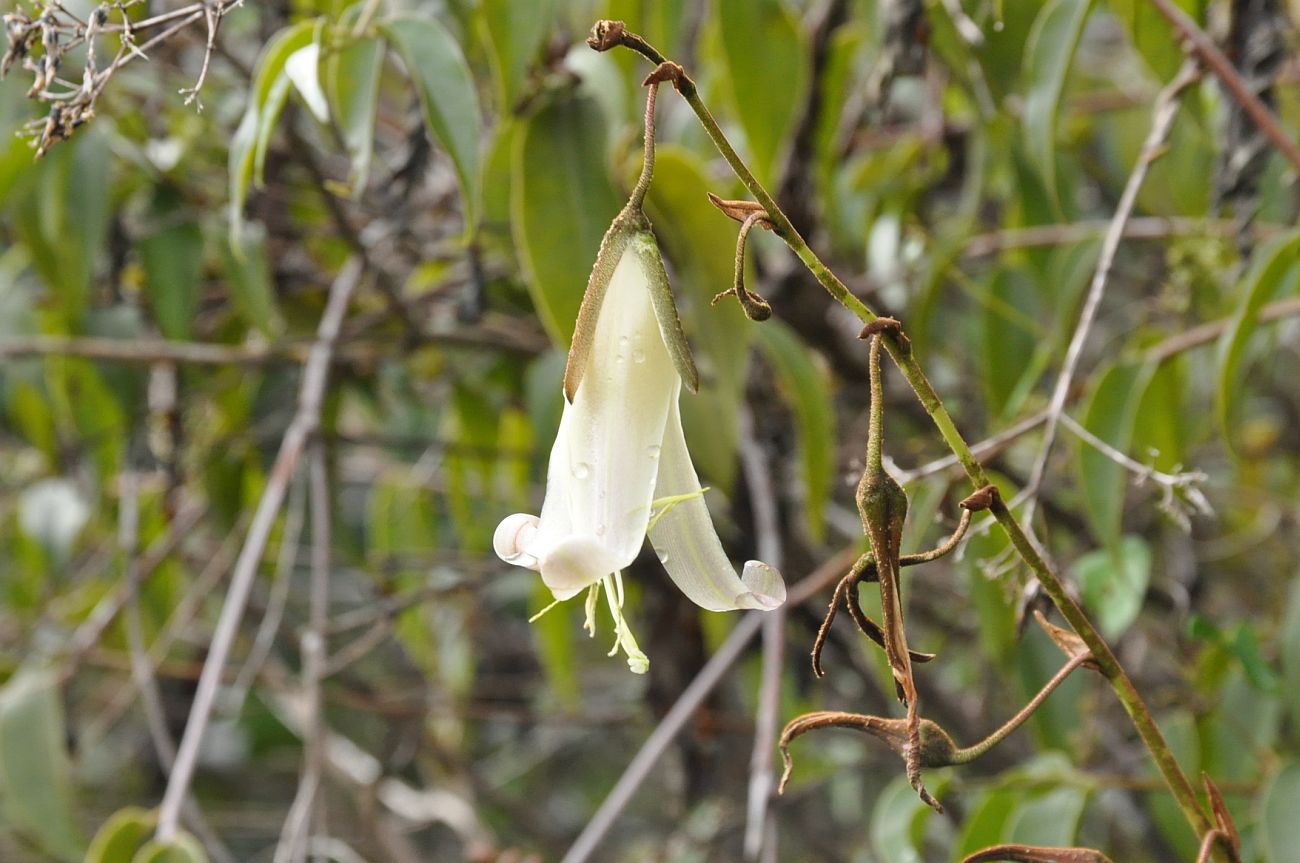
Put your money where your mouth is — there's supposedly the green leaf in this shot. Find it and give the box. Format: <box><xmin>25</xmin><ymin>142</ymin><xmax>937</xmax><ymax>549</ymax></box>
<box><xmin>382</xmin><ymin>15</ymin><xmax>483</xmax><ymax>230</ymax></box>
<box><xmin>957</xmin><ymin>789</ymin><xmax>1022</xmax><ymax>855</ymax></box>
<box><xmin>754</xmin><ymin>320</ymin><xmax>835</xmax><ymax>541</ymax></box>
<box><xmin>480</xmin><ymin>0</ymin><xmax>552</xmax><ymax>110</ymax></box>
<box><xmin>1104</xmin><ymin>0</ymin><xmax>1202</xmax><ymax>81</ymax></box>
<box><xmin>1022</xmin><ymin>0</ymin><xmax>1093</xmax><ymax>211</ymax></box>
<box><xmin>324</xmin><ymin>30</ymin><xmax>384</xmax><ymax>196</ymax></box>
<box><xmin>1072</xmin><ymin>535</ymin><xmax>1151</xmax><ymax>640</ymax></box>
<box><xmin>870</xmin><ymin>773</ymin><xmax>936</xmax><ymax>863</ymax></box>
<box><xmin>715</xmin><ymin>0</ymin><xmax>809</xmax><ymax>187</ymax></box>
<box><xmin>1006</xmin><ymin>785</ymin><xmax>1089</xmax><ymax>847</ymax></box>
<box><xmin>219</xmin><ymin>221</ymin><xmax>282</xmax><ymax>337</ymax></box>
<box><xmin>86</xmin><ymin>807</ymin><xmax>156</xmax><ymax>863</ymax></box>
<box><xmin>1076</xmin><ymin>361</ymin><xmax>1150</xmax><ymax>550</ymax></box>
<box><xmin>1214</xmin><ymin>228</ymin><xmax>1300</xmax><ymax>452</ymax></box>
<box><xmin>0</xmin><ymin>669</ymin><xmax>84</xmax><ymax>860</ymax></box>
<box><xmin>138</xmin><ymin>190</ymin><xmax>204</xmax><ymax>341</ymax></box>
<box><xmin>13</xmin><ymin>131</ymin><xmax>110</xmax><ymax>327</ymax></box>
<box><xmin>129</xmin><ymin>834</ymin><xmax>208</xmax><ymax>863</ymax></box>
<box><xmin>511</xmin><ymin>92</ymin><xmax>622</xmax><ymax>345</ymax></box>
<box><xmin>1262</xmin><ymin>761</ymin><xmax>1300</xmax><ymax>863</ymax></box>
<box><xmin>978</xmin><ymin>267</ymin><xmax>1044</xmax><ymax>420</ymax></box>
<box><xmin>228</xmin><ymin>19</ymin><xmax>320</xmax><ymax>245</ymax></box>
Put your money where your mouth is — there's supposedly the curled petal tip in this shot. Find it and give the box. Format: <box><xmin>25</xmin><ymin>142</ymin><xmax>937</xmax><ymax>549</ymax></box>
<box><xmin>494</xmin><ymin>513</ymin><xmax>540</xmax><ymax>569</ymax></box>
<box><xmin>738</xmin><ymin>560</ymin><xmax>787</xmax><ymax>609</ymax></box>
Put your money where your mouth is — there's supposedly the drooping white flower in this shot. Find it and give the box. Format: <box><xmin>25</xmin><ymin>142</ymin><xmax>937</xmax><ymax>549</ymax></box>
<box><xmin>495</xmin><ymin>214</ymin><xmax>786</xmax><ymax>672</ymax></box>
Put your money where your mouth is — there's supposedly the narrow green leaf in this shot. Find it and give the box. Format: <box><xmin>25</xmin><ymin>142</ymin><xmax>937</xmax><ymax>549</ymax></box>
<box><xmin>382</xmin><ymin>15</ymin><xmax>484</xmax><ymax>229</ymax></box>
<box><xmin>138</xmin><ymin>190</ymin><xmax>204</xmax><ymax>341</ymax></box>
<box><xmin>283</xmin><ymin>31</ymin><xmax>328</xmax><ymax>123</ymax></box>
<box><xmin>86</xmin><ymin>807</ymin><xmax>156</xmax><ymax>863</ymax></box>
<box><xmin>13</xmin><ymin>131</ymin><xmax>110</xmax><ymax>326</ymax></box>
<box><xmin>1262</xmin><ymin>761</ymin><xmax>1300</xmax><ymax>863</ymax></box>
<box><xmin>1022</xmin><ymin>0</ymin><xmax>1093</xmax><ymax>210</ymax></box>
<box><xmin>715</xmin><ymin>0</ymin><xmax>810</xmax><ymax>186</ymax></box>
<box><xmin>1072</xmin><ymin>534</ymin><xmax>1152</xmax><ymax>639</ymax></box>
<box><xmin>1214</xmin><ymin>228</ymin><xmax>1300</xmax><ymax>451</ymax></box>
<box><xmin>228</xmin><ymin>19</ymin><xmax>320</xmax><ymax>246</ymax></box>
<box><xmin>511</xmin><ymin>92</ymin><xmax>622</xmax><ymax>346</ymax></box>
<box><xmin>754</xmin><ymin>320</ymin><xmax>835</xmax><ymax>541</ymax></box>
<box><xmin>129</xmin><ymin>834</ymin><xmax>208</xmax><ymax>863</ymax></box>
<box><xmin>0</xmin><ymin>669</ymin><xmax>84</xmax><ymax>860</ymax></box>
<box><xmin>957</xmin><ymin>789</ymin><xmax>1023</xmax><ymax>855</ymax></box>
<box><xmin>324</xmin><ymin>32</ymin><xmax>383</xmax><ymax>195</ymax></box>
<box><xmin>219</xmin><ymin>221</ymin><xmax>282</xmax><ymax>337</ymax></box>
<box><xmin>480</xmin><ymin>0</ymin><xmax>552</xmax><ymax>110</ymax></box>
<box><xmin>1076</xmin><ymin>361</ymin><xmax>1150</xmax><ymax>550</ymax></box>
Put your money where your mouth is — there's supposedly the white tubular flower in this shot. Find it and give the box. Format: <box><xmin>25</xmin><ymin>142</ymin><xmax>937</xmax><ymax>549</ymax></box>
<box><xmin>494</xmin><ymin>212</ymin><xmax>786</xmax><ymax>672</ymax></box>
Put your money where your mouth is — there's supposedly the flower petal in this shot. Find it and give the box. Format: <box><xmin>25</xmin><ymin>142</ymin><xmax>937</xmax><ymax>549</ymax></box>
<box><xmin>530</xmin><ymin>243</ymin><xmax>680</xmax><ymax>594</ymax></box>
<box><xmin>647</xmin><ymin>399</ymin><xmax>787</xmax><ymax>611</ymax></box>
<box><xmin>539</xmin><ymin>537</ymin><xmax>625</xmax><ymax>600</ymax></box>
<box><xmin>493</xmin><ymin>513</ymin><xmax>541</xmax><ymax>570</ymax></box>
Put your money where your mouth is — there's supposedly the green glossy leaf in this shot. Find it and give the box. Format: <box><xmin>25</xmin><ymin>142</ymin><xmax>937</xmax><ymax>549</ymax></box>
<box><xmin>324</xmin><ymin>31</ymin><xmax>384</xmax><ymax>195</ymax></box>
<box><xmin>382</xmin><ymin>15</ymin><xmax>483</xmax><ymax>230</ymax></box>
<box><xmin>480</xmin><ymin>0</ymin><xmax>552</xmax><ymax>110</ymax></box>
<box><xmin>228</xmin><ymin>19</ymin><xmax>319</xmax><ymax>246</ymax></box>
<box><xmin>754</xmin><ymin>320</ymin><xmax>835</xmax><ymax>541</ymax></box>
<box><xmin>13</xmin><ymin>131</ymin><xmax>110</xmax><ymax>326</ymax></box>
<box><xmin>1023</xmin><ymin>0</ymin><xmax>1093</xmax><ymax>210</ymax></box>
<box><xmin>957</xmin><ymin>789</ymin><xmax>1022</xmax><ymax>855</ymax></box>
<box><xmin>870</xmin><ymin>773</ymin><xmax>934</xmax><ymax>863</ymax></box>
<box><xmin>1072</xmin><ymin>534</ymin><xmax>1151</xmax><ymax>639</ymax></box>
<box><xmin>220</xmin><ymin>221</ymin><xmax>282</xmax><ymax>337</ymax></box>
<box><xmin>138</xmin><ymin>190</ymin><xmax>204</xmax><ymax>341</ymax></box>
<box><xmin>129</xmin><ymin>834</ymin><xmax>208</xmax><ymax>863</ymax></box>
<box><xmin>715</xmin><ymin>0</ymin><xmax>809</xmax><ymax>186</ymax></box>
<box><xmin>511</xmin><ymin>92</ymin><xmax>622</xmax><ymax>346</ymax></box>
<box><xmin>1130</xmin><ymin>357</ymin><xmax>1185</xmax><ymax>473</ymax></box>
<box><xmin>1214</xmin><ymin>228</ymin><xmax>1300</xmax><ymax>451</ymax></box>
<box><xmin>1076</xmin><ymin>361</ymin><xmax>1150</xmax><ymax>550</ymax></box>
<box><xmin>86</xmin><ymin>807</ymin><xmax>156</xmax><ymax>863</ymax></box>
<box><xmin>1262</xmin><ymin>761</ymin><xmax>1300</xmax><ymax>863</ymax></box>
<box><xmin>0</xmin><ymin>669</ymin><xmax>84</xmax><ymax>860</ymax></box>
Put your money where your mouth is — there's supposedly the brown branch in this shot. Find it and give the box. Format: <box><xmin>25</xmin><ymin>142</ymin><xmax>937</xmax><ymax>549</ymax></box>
<box><xmin>1148</xmin><ymin>0</ymin><xmax>1300</xmax><ymax>174</ymax></box>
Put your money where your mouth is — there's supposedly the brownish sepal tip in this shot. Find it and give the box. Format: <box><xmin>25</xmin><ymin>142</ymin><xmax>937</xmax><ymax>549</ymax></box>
<box><xmin>863</xmin><ymin>315</ymin><xmax>904</xmax><ymax>337</ymax></box>
<box><xmin>960</xmin><ymin>484</ymin><xmax>999</xmax><ymax>512</ymax></box>
<box><xmin>586</xmin><ymin>19</ymin><xmax>625</xmax><ymax>52</ymax></box>
<box><xmin>706</xmin><ymin>192</ymin><xmax>773</xmax><ymax>228</ymax></box>
<box><xmin>643</xmin><ymin>61</ymin><xmax>685</xmax><ymax>89</ymax></box>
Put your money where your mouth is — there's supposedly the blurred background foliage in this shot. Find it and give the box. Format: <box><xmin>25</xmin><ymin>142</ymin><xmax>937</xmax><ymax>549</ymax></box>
<box><xmin>0</xmin><ymin>0</ymin><xmax>1299</xmax><ymax>860</ymax></box>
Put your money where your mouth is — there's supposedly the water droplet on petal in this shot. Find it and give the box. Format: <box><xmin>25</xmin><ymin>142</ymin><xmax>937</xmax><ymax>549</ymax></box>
<box><xmin>572</xmin><ymin>462</ymin><xmax>591</xmax><ymax>480</ymax></box>
<box><xmin>647</xmin><ymin>444</ymin><xmax>661</xmax><ymax>459</ymax></box>
<box><xmin>632</xmin><ymin>348</ymin><xmax>646</xmax><ymax>363</ymax></box>
<box><xmin>656</xmin><ymin>549</ymin><xmax>670</xmax><ymax>564</ymax></box>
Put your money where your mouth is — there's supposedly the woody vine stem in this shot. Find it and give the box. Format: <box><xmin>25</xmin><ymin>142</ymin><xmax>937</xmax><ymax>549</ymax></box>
<box><xmin>587</xmin><ymin>19</ymin><xmax>1224</xmax><ymax>861</ymax></box>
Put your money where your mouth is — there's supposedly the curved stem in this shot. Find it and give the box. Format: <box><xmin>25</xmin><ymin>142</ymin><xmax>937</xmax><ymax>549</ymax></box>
<box><xmin>627</xmin><ymin>81</ymin><xmax>659</xmax><ymax>209</ymax></box>
<box><xmin>589</xmin><ymin>21</ymin><xmax>1220</xmax><ymax>858</ymax></box>
<box><xmin>951</xmin><ymin>652</ymin><xmax>1090</xmax><ymax>764</ymax></box>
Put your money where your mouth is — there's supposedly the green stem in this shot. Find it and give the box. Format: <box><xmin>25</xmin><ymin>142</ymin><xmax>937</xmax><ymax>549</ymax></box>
<box><xmin>591</xmin><ymin>21</ymin><xmax>1220</xmax><ymax>857</ymax></box>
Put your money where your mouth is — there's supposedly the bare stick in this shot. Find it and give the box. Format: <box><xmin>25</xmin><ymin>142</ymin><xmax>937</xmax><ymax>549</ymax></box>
<box><xmin>560</xmin><ymin>547</ymin><xmax>858</xmax><ymax>863</ymax></box>
<box><xmin>155</xmin><ymin>259</ymin><xmax>363</xmax><ymax>842</ymax></box>
<box><xmin>738</xmin><ymin>406</ymin><xmax>785</xmax><ymax>862</ymax></box>
<box><xmin>274</xmin><ymin>444</ymin><xmax>331</xmax><ymax>863</ymax></box>
<box><xmin>1021</xmin><ymin>60</ymin><xmax>1201</xmax><ymax>520</ymax></box>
